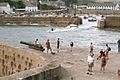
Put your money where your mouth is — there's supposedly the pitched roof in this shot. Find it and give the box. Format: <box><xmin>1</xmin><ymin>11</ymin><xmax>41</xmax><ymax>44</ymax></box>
<box><xmin>88</xmin><ymin>2</ymin><xmax>120</xmax><ymax>7</ymax></box>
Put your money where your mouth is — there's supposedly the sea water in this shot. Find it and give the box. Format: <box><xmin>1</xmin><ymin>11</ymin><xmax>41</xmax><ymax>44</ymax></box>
<box><xmin>0</xmin><ymin>16</ymin><xmax>120</xmax><ymax>52</ymax></box>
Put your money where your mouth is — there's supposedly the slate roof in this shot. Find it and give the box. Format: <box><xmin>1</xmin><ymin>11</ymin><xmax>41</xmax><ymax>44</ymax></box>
<box><xmin>88</xmin><ymin>2</ymin><xmax>120</xmax><ymax>7</ymax></box>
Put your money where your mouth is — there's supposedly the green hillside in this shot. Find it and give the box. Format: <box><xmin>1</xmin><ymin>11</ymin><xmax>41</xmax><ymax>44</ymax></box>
<box><xmin>0</xmin><ymin>0</ymin><xmax>25</xmax><ymax>8</ymax></box>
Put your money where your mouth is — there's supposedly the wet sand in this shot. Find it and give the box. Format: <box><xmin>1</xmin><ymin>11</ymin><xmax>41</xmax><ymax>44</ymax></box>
<box><xmin>33</xmin><ymin>47</ymin><xmax>120</xmax><ymax>80</ymax></box>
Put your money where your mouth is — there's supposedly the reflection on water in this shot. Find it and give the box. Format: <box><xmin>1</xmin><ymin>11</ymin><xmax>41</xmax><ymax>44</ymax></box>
<box><xmin>0</xmin><ymin>19</ymin><xmax>120</xmax><ymax>52</ymax></box>
<box><xmin>104</xmin><ymin>28</ymin><xmax>120</xmax><ymax>32</ymax></box>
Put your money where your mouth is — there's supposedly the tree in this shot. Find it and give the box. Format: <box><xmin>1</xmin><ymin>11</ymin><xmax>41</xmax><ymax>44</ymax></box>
<box><xmin>0</xmin><ymin>0</ymin><xmax>25</xmax><ymax>8</ymax></box>
<box><xmin>64</xmin><ymin>0</ymin><xmax>78</xmax><ymax>7</ymax></box>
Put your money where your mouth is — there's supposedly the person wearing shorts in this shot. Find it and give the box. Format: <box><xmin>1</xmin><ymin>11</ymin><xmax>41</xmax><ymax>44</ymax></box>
<box><xmin>101</xmin><ymin>53</ymin><xmax>107</xmax><ymax>73</ymax></box>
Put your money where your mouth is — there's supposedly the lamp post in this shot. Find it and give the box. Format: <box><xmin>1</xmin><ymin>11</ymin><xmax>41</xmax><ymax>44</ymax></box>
<box><xmin>39</xmin><ymin>0</ymin><xmax>42</xmax><ymax>14</ymax></box>
<box><xmin>73</xmin><ymin>4</ymin><xmax>77</xmax><ymax>17</ymax></box>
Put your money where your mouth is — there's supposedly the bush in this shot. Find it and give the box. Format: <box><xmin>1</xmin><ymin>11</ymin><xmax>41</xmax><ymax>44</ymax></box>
<box><xmin>0</xmin><ymin>0</ymin><xmax>25</xmax><ymax>8</ymax></box>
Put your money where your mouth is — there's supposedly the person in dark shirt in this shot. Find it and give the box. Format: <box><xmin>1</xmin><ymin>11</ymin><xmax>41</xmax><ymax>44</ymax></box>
<box><xmin>90</xmin><ymin>42</ymin><xmax>93</xmax><ymax>53</ymax></box>
<box><xmin>57</xmin><ymin>38</ymin><xmax>60</xmax><ymax>52</ymax></box>
<box><xmin>105</xmin><ymin>44</ymin><xmax>111</xmax><ymax>57</ymax></box>
<box><xmin>70</xmin><ymin>41</ymin><xmax>74</xmax><ymax>52</ymax></box>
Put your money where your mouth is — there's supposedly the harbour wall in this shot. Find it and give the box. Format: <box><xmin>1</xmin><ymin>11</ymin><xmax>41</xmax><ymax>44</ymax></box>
<box><xmin>97</xmin><ymin>16</ymin><xmax>120</xmax><ymax>28</ymax></box>
<box><xmin>0</xmin><ymin>44</ymin><xmax>62</xmax><ymax>80</ymax></box>
<box><xmin>0</xmin><ymin>15</ymin><xmax>82</xmax><ymax>26</ymax></box>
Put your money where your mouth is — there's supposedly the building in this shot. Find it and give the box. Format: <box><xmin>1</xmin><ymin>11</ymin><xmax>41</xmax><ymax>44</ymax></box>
<box><xmin>87</xmin><ymin>3</ymin><xmax>120</xmax><ymax>10</ymax></box>
<box><xmin>0</xmin><ymin>3</ymin><xmax>11</xmax><ymax>14</ymax></box>
<box><xmin>25</xmin><ymin>5</ymin><xmax>38</xmax><ymax>12</ymax></box>
<box><xmin>25</xmin><ymin>2</ymin><xmax>38</xmax><ymax>12</ymax></box>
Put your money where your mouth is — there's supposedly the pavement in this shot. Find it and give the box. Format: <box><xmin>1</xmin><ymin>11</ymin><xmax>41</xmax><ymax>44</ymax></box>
<box><xmin>35</xmin><ymin>47</ymin><xmax>120</xmax><ymax>80</ymax></box>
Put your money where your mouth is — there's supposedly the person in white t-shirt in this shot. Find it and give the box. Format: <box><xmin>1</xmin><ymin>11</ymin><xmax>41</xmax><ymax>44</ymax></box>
<box><xmin>35</xmin><ymin>39</ymin><xmax>39</xmax><ymax>47</ymax></box>
<box><xmin>87</xmin><ymin>53</ymin><xmax>94</xmax><ymax>75</ymax></box>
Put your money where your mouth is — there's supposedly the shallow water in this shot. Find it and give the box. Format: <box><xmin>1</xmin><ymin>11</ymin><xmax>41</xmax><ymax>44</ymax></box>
<box><xmin>0</xmin><ymin>17</ymin><xmax>120</xmax><ymax>52</ymax></box>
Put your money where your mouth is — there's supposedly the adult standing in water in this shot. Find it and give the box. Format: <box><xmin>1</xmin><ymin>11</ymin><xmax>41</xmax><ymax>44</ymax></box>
<box><xmin>57</xmin><ymin>38</ymin><xmax>60</xmax><ymax>52</ymax></box>
<box><xmin>45</xmin><ymin>39</ymin><xmax>52</xmax><ymax>53</ymax></box>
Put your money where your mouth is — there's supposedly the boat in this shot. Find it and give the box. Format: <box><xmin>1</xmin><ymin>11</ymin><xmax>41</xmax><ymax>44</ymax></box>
<box><xmin>83</xmin><ymin>16</ymin><xmax>88</xmax><ymax>19</ymax></box>
<box><xmin>47</xmin><ymin>24</ymin><xmax>78</xmax><ymax>33</ymax></box>
<box><xmin>88</xmin><ymin>17</ymin><xmax>97</xmax><ymax>22</ymax></box>
<box><xmin>83</xmin><ymin>15</ymin><xmax>88</xmax><ymax>19</ymax></box>
<box><xmin>66</xmin><ymin>24</ymin><xmax>78</xmax><ymax>28</ymax></box>
<box><xmin>30</xmin><ymin>23</ymin><xmax>39</xmax><ymax>26</ymax></box>
<box><xmin>47</xmin><ymin>28</ymin><xmax>57</xmax><ymax>32</ymax></box>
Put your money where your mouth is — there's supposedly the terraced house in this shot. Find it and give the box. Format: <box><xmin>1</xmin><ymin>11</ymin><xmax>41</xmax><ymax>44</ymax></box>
<box><xmin>87</xmin><ymin>2</ymin><xmax>120</xmax><ymax>10</ymax></box>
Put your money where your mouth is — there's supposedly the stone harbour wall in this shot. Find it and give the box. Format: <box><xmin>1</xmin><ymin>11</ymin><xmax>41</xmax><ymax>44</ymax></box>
<box><xmin>105</xmin><ymin>16</ymin><xmax>120</xmax><ymax>28</ymax></box>
<box><xmin>97</xmin><ymin>19</ymin><xmax>105</xmax><ymax>28</ymax></box>
<box><xmin>0</xmin><ymin>15</ymin><xmax>82</xmax><ymax>26</ymax></box>
<box><xmin>0</xmin><ymin>44</ymin><xmax>62</xmax><ymax>80</ymax></box>
<box><xmin>97</xmin><ymin>16</ymin><xmax>120</xmax><ymax>28</ymax></box>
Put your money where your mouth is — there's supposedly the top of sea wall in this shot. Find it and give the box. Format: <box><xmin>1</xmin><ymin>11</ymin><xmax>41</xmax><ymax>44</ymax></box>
<box><xmin>105</xmin><ymin>16</ymin><xmax>120</xmax><ymax>28</ymax></box>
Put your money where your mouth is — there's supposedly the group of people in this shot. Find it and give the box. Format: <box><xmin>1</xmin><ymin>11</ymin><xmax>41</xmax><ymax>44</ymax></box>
<box><xmin>34</xmin><ymin>38</ymin><xmax>60</xmax><ymax>54</ymax></box>
<box><xmin>34</xmin><ymin>38</ymin><xmax>74</xmax><ymax>54</ymax></box>
<box><xmin>87</xmin><ymin>42</ymin><xmax>111</xmax><ymax>75</ymax></box>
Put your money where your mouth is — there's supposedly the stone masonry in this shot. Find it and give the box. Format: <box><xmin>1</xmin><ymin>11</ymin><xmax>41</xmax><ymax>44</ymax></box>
<box><xmin>0</xmin><ymin>44</ymin><xmax>62</xmax><ymax>80</ymax></box>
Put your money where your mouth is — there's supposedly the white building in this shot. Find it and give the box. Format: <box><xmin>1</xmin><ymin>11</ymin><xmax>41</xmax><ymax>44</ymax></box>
<box><xmin>25</xmin><ymin>3</ymin><xmax>38</xmax><ymax>12</ymax></box>
<box><xmin>87</xmin><ymin>3</ymin><xmax>120</xmax><ymax>10</ymax></box>
<box><xmin>0</xmin><ymin>3</ymin><xmax>11</xmax><ymax>14</ymax></box>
